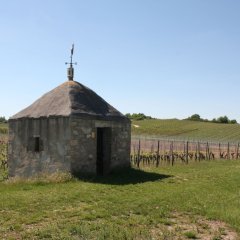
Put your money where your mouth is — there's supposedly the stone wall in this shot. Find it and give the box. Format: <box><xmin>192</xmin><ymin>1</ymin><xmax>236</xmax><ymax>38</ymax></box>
<box><xmin>70</xmin><ymin>117</ymin><xmax>131</xmax><ymax>174</ymax></box>
<box><xmin>8</xmin><ymin>117</ymin><xmax>71</xmax><ymax>177</ymax></box>
<box><xmin>8</xmin><ymin>116</ymin><xmax>131</xmax><ymax>177</ymax></box>
<box><xmin>69</xmin><ymin>118</ymin><xmax>96</xmax><ymax>174</ymax></box>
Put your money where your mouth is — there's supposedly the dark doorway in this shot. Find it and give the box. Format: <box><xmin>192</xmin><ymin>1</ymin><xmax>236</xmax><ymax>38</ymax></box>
<box><xmin>96</xmin><ymin>127</ymin><xmax>112</xmax><ymax>175</ymax></box>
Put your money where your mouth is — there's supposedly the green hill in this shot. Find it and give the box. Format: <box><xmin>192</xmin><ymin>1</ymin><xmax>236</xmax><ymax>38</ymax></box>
<box><xmin>131</xmin><ymin>119</ymin><xmax>240</xmax><ymax>142</ymax></box>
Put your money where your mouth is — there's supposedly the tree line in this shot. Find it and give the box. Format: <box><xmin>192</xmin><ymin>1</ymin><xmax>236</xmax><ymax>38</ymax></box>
<box><xmin>125</xmin><ymin>113</ymin><xmax>238</xmax><ymax>124</ymax></box>
<box><xmin>125</xmin><ymin>113</ymin><xmax>153</xmax><ymax>121</ymax></box>
<box><xmin>187</xmin><ymin>114</ymin><xmax>237</xmax><ymax>124</ymax></box>
<box><xmin>0</xmin><ymin>116</ymin><xmax>7</xmax><ymax>123</ymax></box>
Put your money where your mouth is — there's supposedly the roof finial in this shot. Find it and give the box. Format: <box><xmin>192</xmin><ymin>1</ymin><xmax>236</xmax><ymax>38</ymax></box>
<box><xmin>65</xmin><ymin>44</ymin><xmax>77</xmax><ymax>81</ymax></box>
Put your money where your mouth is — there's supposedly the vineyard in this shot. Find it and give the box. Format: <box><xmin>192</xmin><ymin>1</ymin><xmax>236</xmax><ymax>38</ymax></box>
<box><xmin>0</xmin><ymin>136</ymin><xmax>8</xmax><ymax>180</ymax></box>
<box><xmin>0</xmin><ymin>123</ymin><xmax>8</xmax><ymax>134</ymax></box>
<box><xmin>130</xmin><ymin>119</ymin><xmax>240</xmax><ymax>167</ymax></box>
<box><xmin>131</xmin><ymin>137</ymin><xmax>240</xmax><ymax>167</ymax></box>
<box><xmin>132</xmin><ymin>119</ymin><xmax>240</xmax><ymax>142</ymax></box>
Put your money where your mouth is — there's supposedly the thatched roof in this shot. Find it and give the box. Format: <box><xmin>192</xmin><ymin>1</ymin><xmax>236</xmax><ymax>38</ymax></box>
<box><xmin>11</xmin><ymin>81</ymin><xmax>128</xmax><ymax>121</ymax></box>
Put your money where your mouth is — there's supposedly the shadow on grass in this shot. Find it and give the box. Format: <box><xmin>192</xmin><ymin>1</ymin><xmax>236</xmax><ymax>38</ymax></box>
<box><xmin>73</xmin><ymin>167</ymin><xmax>171</xmax><ymax>185</ymax></box>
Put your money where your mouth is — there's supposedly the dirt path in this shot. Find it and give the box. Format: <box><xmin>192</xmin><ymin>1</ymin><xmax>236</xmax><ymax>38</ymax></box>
<box><xmin>151</xmin><ymin>212</ymin><xmax>239</xmax><ymax>240</ymax></box>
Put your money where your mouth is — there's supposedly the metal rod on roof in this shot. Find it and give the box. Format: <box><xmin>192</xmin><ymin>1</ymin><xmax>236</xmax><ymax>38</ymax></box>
<box><xmin>65</xmin><ymin>44</ymin><xmax>77</xmax><ymax>81</ymax></box>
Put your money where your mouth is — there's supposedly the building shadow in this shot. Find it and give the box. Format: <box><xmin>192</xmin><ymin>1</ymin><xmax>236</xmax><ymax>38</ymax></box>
<box><xmin>73</xmin><ymin>167</ymin><xmax>171</xmax><ymax>185</ymax></box>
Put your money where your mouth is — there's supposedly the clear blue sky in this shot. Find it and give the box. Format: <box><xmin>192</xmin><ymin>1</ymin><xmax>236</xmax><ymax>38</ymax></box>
<box><xmin>1</xmin><ymin>0</ymin><xmax>240</xmax><ymax>121</ymax></box>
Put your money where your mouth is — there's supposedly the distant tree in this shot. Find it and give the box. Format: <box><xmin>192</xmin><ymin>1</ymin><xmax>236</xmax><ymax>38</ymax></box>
<box><xmin>0</xmin><ymin>116</ymin><xmax>7</xmax><ymax>123</ymax></box>
<box><xmin>125</xmin><ymin>113</ymin><xmax>152</xmax><ymax>121</ymax></box>
<box><xmin>212</xmin><ymin>118</ymin><xmax>217</xmax><ymax>123</ymax></box>
<box><xmin>125</xmin><ymin>113</ymin><xmax>131</xmax><ymax>118</ymax></box>
<box><xmin>230</xmin><ymin>119</ymin><xmax>237</xmax><ymax>124</ymax></box>
<box><xmin>217</xmin><ymin>116</ymin><xmax>229</xmax><ymax>124</ymax></box>
<box><xmin>187</xmin><ymin>114</ymin><xmax>237</xmax><ymax>124</ymax></box>
<box><xmin>187</xmin><ymin>114</ymin><xmax>202</xmax><ymax>121</ymax></box>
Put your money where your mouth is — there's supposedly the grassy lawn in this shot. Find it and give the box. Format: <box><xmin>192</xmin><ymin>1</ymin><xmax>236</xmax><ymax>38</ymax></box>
<box><xmin>132</xmin><ymin>119</ymin><xmax>240</xmax><ymax>142</ymax></box>
<box><xmin>0</xmin><ymin>160</ymin><xmax>240</xmax><ymax>239</ymax></box>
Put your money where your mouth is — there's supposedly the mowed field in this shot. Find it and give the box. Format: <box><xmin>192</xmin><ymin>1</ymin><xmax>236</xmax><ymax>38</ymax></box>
<box><xmin>0</xmin><ymin>161</ymin><xmax>240</xmax><ymax>239</ymax></box>
<box><xmin>132</xmin><ymin>119</ymin><xmax>240</xmax><ymax>142</ymax></box>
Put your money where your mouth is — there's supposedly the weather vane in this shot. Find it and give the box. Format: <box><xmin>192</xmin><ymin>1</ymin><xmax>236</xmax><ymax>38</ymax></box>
<box><xmin>65</xmin><ymin>44</ymin><xmax>77</xmax><ymax>81</ymax></box>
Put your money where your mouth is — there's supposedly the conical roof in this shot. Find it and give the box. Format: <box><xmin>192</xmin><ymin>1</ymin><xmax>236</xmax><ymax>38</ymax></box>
<box><xmin>11</xmin><ymin>81</ymin><xmax>128</xmax><ymax>121</ymax></box>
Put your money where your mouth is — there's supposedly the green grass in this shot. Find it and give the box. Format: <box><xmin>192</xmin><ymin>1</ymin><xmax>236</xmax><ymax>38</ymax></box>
<box><xmin>132</xmin><ymin>119</ymin><xmax>240</xmax><ymax>142</ymax></box>
<box><xmin>0</xmin><ymin>160</ymin><xmax>240</xmax><ymax>239</ymax></box>
<box><xmin>0</xmin><ymin>123</ymin><xmax>8</xmax><ymax>135</ymax></box>
<box><xmin>184</xmin><ymin>231</ymin><xmax>197</xmax><ymax>239</ymax></box>
<box><xmin>0</xmin><ymin>123</ymin><xmax>8</xmax><ymax>181</ymax></box>
<box><xmin>0</xmin><ymin>139</ymin><xmax>7</xmax><ymax>181</ymax></box>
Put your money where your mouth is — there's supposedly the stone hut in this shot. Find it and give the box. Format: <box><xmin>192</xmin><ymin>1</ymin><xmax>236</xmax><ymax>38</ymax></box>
<box><xmin>8</xmin><ymin>52</ymin><xmax>131</xmax><ymax>177</ymax></box>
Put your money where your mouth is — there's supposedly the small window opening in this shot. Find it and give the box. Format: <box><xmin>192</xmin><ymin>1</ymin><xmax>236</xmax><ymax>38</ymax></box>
<box><xmin>34</xmin><ymin>136</ymin><xmax>40</xmax><ymax>152</ymax></box>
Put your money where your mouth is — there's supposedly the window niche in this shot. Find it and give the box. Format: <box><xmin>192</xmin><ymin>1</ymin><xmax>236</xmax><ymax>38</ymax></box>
<box><xmin>28</xmin><ymin>135</ymin><xmax>43</xmax><ymax>152</ymax></box>
<box><xmin>34</xmin><ymin>136</ymin><xmax>40</xmax><ymax>152</ymax></box>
